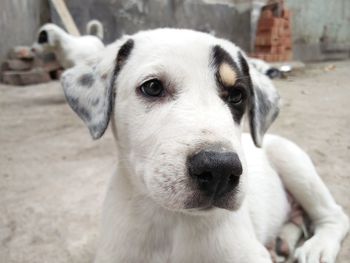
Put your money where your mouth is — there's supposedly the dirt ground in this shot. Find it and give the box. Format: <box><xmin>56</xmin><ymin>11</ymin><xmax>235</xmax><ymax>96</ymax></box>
<box><xmin>0</xmin><ymin>60</ymin><xmax>349</xmax><ymax>262</ymax></box>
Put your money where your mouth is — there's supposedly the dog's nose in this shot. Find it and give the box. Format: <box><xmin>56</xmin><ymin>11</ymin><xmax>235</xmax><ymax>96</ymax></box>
<box><xmin>188</xmin><ymin>150</ymin><xmax>242</xmax><ymax>197</ymax></box>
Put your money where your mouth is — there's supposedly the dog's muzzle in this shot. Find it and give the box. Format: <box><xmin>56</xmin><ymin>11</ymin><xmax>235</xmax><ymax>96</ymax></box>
<box><xmin>188</xmin><ymin>149</ymin><xmax>242</xmax><ymax>201</ymax></box>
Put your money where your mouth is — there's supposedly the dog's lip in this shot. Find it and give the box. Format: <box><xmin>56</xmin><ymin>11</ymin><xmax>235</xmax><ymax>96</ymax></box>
<box><xmin>198</xmin><ymin>205</ymin><xmax>215</xmax><ymax>211</ymax></box>
<box><xmin>186</xmin><ymin>202</ymin><xmax>216</xmax><ymax>211</ymax></box>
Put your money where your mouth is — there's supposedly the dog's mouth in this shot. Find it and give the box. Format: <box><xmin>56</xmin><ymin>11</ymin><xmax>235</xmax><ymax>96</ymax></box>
<box><xmin>184</xmin><ymin>188</ymin><xmax>240</xmax><ymax>211</ymax></box>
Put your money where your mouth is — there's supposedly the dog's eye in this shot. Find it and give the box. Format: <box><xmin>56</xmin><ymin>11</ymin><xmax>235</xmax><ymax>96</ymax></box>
<box><xmin>140</xmin><ymin>79</ymin><xmax>164</xmax><ymax>97</ymax></box>
<box><xmin>228</xmin><ymin>89</ymin><xmax>243</xmax><ymax>104</ymax></box>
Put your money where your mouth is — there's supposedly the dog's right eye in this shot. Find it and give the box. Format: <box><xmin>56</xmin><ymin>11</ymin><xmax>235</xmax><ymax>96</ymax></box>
<box><xmin>140</xmin><ymin>79</ymin><xmax>164</xmax><ymax>97</ymax></box>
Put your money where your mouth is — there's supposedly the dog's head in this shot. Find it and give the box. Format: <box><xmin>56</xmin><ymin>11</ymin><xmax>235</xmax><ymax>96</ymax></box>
<box><xmin>61</xmin><ymin>29</ymin><xmax>279</xmax><ymax>213</ymax></box>
<box><xmin>31</xmin><ymin>24</ymin><xmax>64</xmax><ymax>53</ymax></box>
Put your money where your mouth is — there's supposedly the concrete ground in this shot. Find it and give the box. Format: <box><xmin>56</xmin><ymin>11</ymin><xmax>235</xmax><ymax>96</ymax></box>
<box><xmin>0</xmin><ymin>60</ymin><xmax>349</xmax><ymax>262</ymax></box>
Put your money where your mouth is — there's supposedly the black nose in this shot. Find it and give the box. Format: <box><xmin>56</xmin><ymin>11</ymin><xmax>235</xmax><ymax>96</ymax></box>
<box><xmin>188</xmin><ymin>150</ymin><xmax>242</xmax><ymax>198</ymax></box>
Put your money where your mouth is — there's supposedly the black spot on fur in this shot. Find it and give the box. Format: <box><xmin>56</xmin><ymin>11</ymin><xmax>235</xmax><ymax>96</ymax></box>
<box><xmin>66</xmin><ymin>96</ymin><xmax>90</xmax><ymax>121</ymax></box>
<box><xmin>79</xmin><ymin>107</ymin><xmax>91</xmax><ymax>122</ymax></box>
<box><xmin>116</xmin><ymin>39</ymin><xmax>135</xmax><ymax>69</ymax></box>
<box><xmin>38</xmin><ymin>30</ymin><xmax>48</xmax><ymax>44</ymax></box>
<box><xmin>251</xmin><ymin>87</ymin><xmax>279</xmax><ymax>136</ymax></box>
<box><xmin>211</xmin><ymin>46</ymin><xmax>252</xmax><ymax>123</ymax></box>
<box><xmin>66</xmin><ymin>96</ymin><xmax>79</xmax><ymax>110</ymax></box>
<box><xmin>109</xmin><ymin>39</ymin><xmax>135</xmax><ymax>108</ymax></box>
<box><xmin>246</xmin><ymin>57</ymin><xmax>280</xmax><ymax>147</ymax></box>
<box><xmin>91</xmin><ymin>98</ymin><xmax>100</xmax><ymax>106</ymax></box>
<box><xmin>79</xmin><ymin>73</ymin><xmax>95</xmax><ymax>88</ymax></box>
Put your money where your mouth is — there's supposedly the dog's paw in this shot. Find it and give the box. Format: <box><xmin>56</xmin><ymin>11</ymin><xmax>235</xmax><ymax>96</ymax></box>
<box><xmin>293</xmin><ymin>236</ymin><xmax>340</xmax><ymax>263</ymax></box>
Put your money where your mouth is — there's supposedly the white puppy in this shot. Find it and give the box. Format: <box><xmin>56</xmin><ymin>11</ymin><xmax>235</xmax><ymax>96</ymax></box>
<box><xmin>61</xmin><ymin>29</ymin><xmax>349</xmax><ymax>263</ymax></box>
<box><xmin>32</xmin><ymin>23</ymin><xmax>104</xmax><ymax>69</ymax></box>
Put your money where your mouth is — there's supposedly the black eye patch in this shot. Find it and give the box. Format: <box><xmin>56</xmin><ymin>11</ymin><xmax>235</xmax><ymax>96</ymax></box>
<box><xmin>38</xmin><ymin>30</ymin><xmax>48</xmax><ymax>44</ymax></box>
<box><xmin>211</xmin><ymin>45</ymin><xmax>252</xmax><ymax>123</ymax></box>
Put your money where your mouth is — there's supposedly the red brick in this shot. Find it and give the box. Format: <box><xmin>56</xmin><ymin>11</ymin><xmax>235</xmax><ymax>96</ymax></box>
<box><xmin>276</xmin><ymin>45</ymin><xmax>286</xmax><ymax>54</ymax></box>
<box><xmin>258</xmin><ymin>18</ymin><xmax>278</xmax><ymax>31</ymax></box>
<box><xmin>261</xmin><ymin>9</ymin><xmax>273</xmax><ymax>19</ymax></box>
<box><xmin>256</xmin><ymin>33</ymin><xmax>279</xmax><ymax>46</ymax></box>
<box><xmin>255</xmin><ymin>45</ymin><xmax>278</xmax><ymax>54</ymax></box>
<box><xmin>282</xmin><ymin>9</ymin><xmax>291</xmax><ymax>20</ymax></box>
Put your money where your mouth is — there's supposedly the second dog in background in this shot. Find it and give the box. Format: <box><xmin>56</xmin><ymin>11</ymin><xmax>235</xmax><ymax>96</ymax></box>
<box><xmin>31</xmin><ymin>22</ymin><xmax>104</xmax><ymax>69</ymax></box>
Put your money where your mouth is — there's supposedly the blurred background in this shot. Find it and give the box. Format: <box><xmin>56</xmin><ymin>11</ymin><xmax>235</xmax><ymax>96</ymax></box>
<box><xmin>1</xmin><ymin>0</ymin><xmax>350</xmax><ymax>64</ymax></box>
<box><xmin>0</xmin><ymin>1</ymin><xmax>349</xmax><ymax>263</ymax></box>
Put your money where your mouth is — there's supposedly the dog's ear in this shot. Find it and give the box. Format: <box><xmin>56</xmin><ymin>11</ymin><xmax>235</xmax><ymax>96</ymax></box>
<box><xmin>61</xmin><ymin>38</ymin><xmax>134</xmax><ymax>139</ymax></box>
<box><xmin>239</xmin><ymin>53</ymin><xmax>280</xmax><ymax>147</ymax></box>
<box><xmin>38</xmin><ymin>30</ymin><xmax>48</xmax><ymax>44</ymax></box>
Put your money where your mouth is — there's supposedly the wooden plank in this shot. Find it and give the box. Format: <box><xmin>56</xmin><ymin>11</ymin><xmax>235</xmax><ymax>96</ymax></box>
<box><xmin>50</xmin><ymin>0</ymin><xmax>80</xmax><ymax>36</ymax></box>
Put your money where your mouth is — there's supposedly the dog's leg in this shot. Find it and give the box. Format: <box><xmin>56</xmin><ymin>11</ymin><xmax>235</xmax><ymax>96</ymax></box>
<box><xmin>263</xmin><ymin>135</ymin><xmax>349</xmax><ymax>263</ymax></box>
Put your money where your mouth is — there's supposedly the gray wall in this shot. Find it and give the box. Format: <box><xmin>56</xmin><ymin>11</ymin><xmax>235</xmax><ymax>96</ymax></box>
<box><xmin>0</xmin><ymin>0</ymin><xmax>50</xmax><ymax>63</ymax></box>
<box><xmin>285</xmin><ymin>0</ymin><xmax>350</xmax><ymax>61</ymax></box>
<box><xmin>57</xmin><ymin>0</ymin><xmax>252</xmax><ymax>52</ymax></box>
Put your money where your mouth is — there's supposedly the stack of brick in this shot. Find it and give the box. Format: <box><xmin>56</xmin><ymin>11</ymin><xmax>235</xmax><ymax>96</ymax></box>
<box><xmin>1</xmin><ymin>46</ymin><xmax>62</xmax><ymax>86</ymax></box>
<box><xmin>251</xmin><ymin>2</ymin><xmax>292</xmax><ymax>62</ymax></box>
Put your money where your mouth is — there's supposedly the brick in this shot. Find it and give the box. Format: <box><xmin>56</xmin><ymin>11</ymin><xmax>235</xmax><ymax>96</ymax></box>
<box><xmin>256</xmin><ymin>26</ymin><xmax>278</xmax><ymax>37</ymax></box>
<box><xmin>285</xmin><ymin>50</ymin><xmax>293</xmax><ymax>60</ymax></box>
<box><xmin>282</xmin><ymin>9</ymin><xmax>291</xmax><ymax>20</ymax></box>
<box><xmin>2</xmin><ymin>68</ymin><xmax>51</xmax><ymax>86</ymax></box>
<box><xmin>20</xmin><ymin>68</ymin><xmax>51</xmax><ymax>85</ymax></box>
<box><xmin>1</xmin><ymin>61</ymin><xmax>10</xmax><ymax>72</ymax></box>
<box><xmin>8</xmin><ymin>46</ymin><xmax>35</xmax><ymax>60</ymax></box>
<box><xmin>2</xmin><ymin>59</ymin><xmax>34</xmax><ymax>71</ymax></box>
<box><xmin>282</xmin><ymin>37</ymin><xmax>292</xmax><ymax>48</ymax></box>
<box><xmin>258</xmin><ymin>18</ymin><xmax>278</xmax><ymax>31</ymax></box>
<box><xmin>263</xmin><ymin>54</ymin><xmax>273</xmax><ymax>62</ymax></box>
<box><xmin>261</xmin><ymin>9</ymin><xmax>273</xmax><ymax>19</ymax></box>
<box><xmin>277</xmin><ymin>45</ymin><xmax>286</xmax><ymax>54</ymax></box>
<box><xmin>2</xmin><ymin>71</ymin><xmax>22</xmax><ymax>85</ymax></box>
<box><xmin>255</xmin><ymin>45</ymin><xmax>278</xmax><ymax>54</ymax></box>
<box><xmin>255</xmin><ymin>33</ymin><xmax>279</xmax><ymax>46</ymax></box>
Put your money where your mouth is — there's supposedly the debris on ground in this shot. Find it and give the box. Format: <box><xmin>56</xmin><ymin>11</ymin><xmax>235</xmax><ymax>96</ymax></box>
<box><xmin>1</xmin><ymin>46</ymin><xmax>62</xmax><ymax>86</ymax></box>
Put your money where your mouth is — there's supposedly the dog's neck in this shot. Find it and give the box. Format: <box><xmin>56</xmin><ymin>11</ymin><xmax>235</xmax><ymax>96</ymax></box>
<box><xmin>99</xmin><ymin>161</ymin><xmax>247</xmax><ymax>262</ymax></box>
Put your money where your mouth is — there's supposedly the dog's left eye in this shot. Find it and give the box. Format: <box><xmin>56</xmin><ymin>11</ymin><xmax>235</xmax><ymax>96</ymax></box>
<box><xmin>140</xmin><ymin>79</ymin><xmax>164</xmax><ymax>97</ymax></box>
<box><xmin>228</xmin><ymin>89</ymin><xmax>243</xmax><ymax>104</ymax></box>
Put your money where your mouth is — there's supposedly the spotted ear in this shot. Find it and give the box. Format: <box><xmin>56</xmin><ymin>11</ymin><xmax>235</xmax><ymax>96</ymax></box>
<box><xmin>239</xmin><ymin>54</ymin><xmax>280</xmax><ymax>147</ymax></box>
<box><xmin>60</xmin><ymin>38</ymin><xmax>134</xmax><ymax>139</ymax></box>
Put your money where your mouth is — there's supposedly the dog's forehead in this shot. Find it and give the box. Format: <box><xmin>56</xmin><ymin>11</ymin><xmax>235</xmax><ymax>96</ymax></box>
<box><xmin>128</xmin><ymin>29</ymin><xmax>242</xmax><ymax>69</ymax></box>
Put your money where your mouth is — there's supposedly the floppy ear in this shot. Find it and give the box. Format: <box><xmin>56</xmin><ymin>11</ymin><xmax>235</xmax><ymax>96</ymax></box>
<box><xmin>239</xmin><ymin>54</ymin><xmax>280</xmax><ymax>147</ymax></box>
<box><xmin>60</xmin><ymin>38</ymin><xmax>134</xmax><ymax>139</ymax></box>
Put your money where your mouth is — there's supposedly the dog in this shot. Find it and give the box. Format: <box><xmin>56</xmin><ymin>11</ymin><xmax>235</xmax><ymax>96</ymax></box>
<box><xmin>61</xmin><ymin>29</ymin><xmax>349</xmax><ymax>263</ymax></box>
<box><xmin>31</xmin><ymin>23</ymin><xmax>104</xmax><ymax>69</ymax></box>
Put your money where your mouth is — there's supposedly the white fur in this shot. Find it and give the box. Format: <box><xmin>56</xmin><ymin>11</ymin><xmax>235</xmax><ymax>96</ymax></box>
<box><xmin>32</xmin><ymin>23</ymin><xmax>104</xmax><ymax>69</ymax></box>
<box><xmin>61</xmin><ymin>29</ymin><xmax>349</xmax><ymax>263</ymax></box>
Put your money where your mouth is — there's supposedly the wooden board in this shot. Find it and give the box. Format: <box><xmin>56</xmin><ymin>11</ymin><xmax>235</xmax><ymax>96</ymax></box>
<box><xmin>50</xmin><ymin>0</ymin><xmax>80</xmax><ymax>36</ymax></box>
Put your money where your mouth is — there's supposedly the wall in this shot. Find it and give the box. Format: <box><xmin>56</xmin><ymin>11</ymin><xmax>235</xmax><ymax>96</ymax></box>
<box><xmin>285</xmin><ymin>0</ymin><xmax>350</xmax><ymax>61</ymax></box>
<box><xmin>53</xmin><ymin>0</ymin><xmax>252</xmax><ymax>52</ymax></box>
<box><xmin>0</xmin><ymin>0</ymin><xmax>50</xmax><ymax>63</ymax></box>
